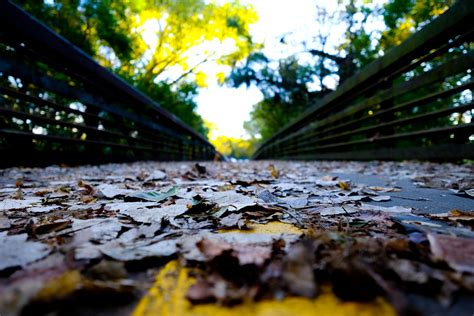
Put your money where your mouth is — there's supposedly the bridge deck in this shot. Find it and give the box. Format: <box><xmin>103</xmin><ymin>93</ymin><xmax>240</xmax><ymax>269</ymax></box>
<box><xmin>0</xmin><ymin>160</ymin><xmax>472</xmax><ymax>315</ymax></box>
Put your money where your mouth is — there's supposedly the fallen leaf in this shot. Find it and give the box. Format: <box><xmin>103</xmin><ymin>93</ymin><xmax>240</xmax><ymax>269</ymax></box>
<box><xmin>101</xmin><ymin>239</ymin><xmax>178</xmax><ymax>261</ymax></box>
<box><xmin>78</xmin><ymin>180</ymin><xmax>94</xmax><ymax>195</ymax></box>
<box><xmin>319</xmin><ymin>205</ymin><xmax>358</xmax><ymax>216</ymax></box>
<box><xmin>145</xmin><ymin>170</ymin><xmax>167</xmax><ymax>181</ymax></box>
<box><xmin>186</xmin><ymin>279</ymin><xmax>215</xmax><ymax>303</ymax></box>
<box><xmin>282</xmin><ymin>197</ymin><xmax>308</xmax><ymax>209</ymax></box>
<box><xmin>368</xmin><ymin>186</ymin><xmax>401</xmax><ymax>193</ymax></box>
<box><xmin>95</xmin><ymin>184</ymin><xmax>134</xmax><ymax>198</ymax></box>
<box><xmin>219</xmin><ymin>213</ymin><xmax>244</xmax><ymax>228</ymax></box>
<box><xmin>283</xmin><ymin>241</ymin><xmax>317</xmax><ymax>297</ymax></box>
<box><xmin>0</xmin><ymin>214</ymin><xmax>11</xmax><ymax>229</ymax></box>
<box><xmin>86</xmin><ymin>260</ymin><xmax>127</xmax><ymax>280</ymax></box>
<box><xmin>359</xmin><ymin>204</ymin><xmax>412</xmax><ymax>213</ymax></box>
<box><xmin>338</xmin><ymin>181</ymin><xmax>350</xmax><ymax>190</ymax></box>
<box><xmin>105</xmin><ymin>201</ymin><xmax>157</xmax><ymax>212</ymax></box>
<box><xmin>0</xmin><ymin>198</ymin><xmax>41</xmax><ymax>211</ymax></box>
<box><xmin>34</xmin><ymin>189</ymin><xmax>52</xmax><ymax>197</ymax></box>
<box><xmin>428</xmin><ymin>233</ymin><xmax>474</xmax><ymax>273</ymax></box>
<box><xmin>11</xmin><ymin>188</ymin><xmax>24</xmax><ymax>199</ymax></box>
<box><xmin>127</xmin><ymin>186</ymin><xmax>178</xmax><ymax>202</ymax></box>
<box><xmin>0</xmin><ymin>232</ymin><xmax>51</xmax><ymax>271</ymax></box>
<box><xmin>321</xmin><ymin>175</ymin><xmax>337</xmax><ymax>182</ymax></box>
<box><xmin>196</xmin><ymin>237</ymin><xmax>272</xmax><ymax>266</ymax></box>
<box><xmin>268</xmin><ymin>164</ymin><xmax>280</xmax><ymax>178</ymax></box>
<box><xmin>314</xmin><ymin>178</ymin><xmax>340</xmax><ymax>186</ymax></box>
<box><xmin>450</xmin><ymin>188</ymin><xmax>474</xmax><ymax>198</ymax></box>
<box><xmin>180</xmin><ymin>232</ymin><xmax>293</xmax><ymax>263</ymax></box>
<box><xmin>447</xmin><ymin>209</ymin><xmax>474</xmax><ymax>222</ymax></box>
<box><xmin>402</xmin><ymin>220</ymin><xmax>442</xmax><ymax>228</ymax></box>
<box><xmin>369</xmin><ymin>195</ymin><xmax>391</xmax><ymax>202</ymax></box>
<box><xmin>73</xmin><ymin>218</ymin><xmax>122</xmax><ymax>242</ymax></box>
<box><xmin>257</xmin><ymin>190</ymin><xmax>280</xmax><ymax>203</ymax></box>
<box><xmin>120</xmin><ymin>204</ymin><xmax>188</xmax><ymax>223</ymax></box>
<box><xmin>203</xmin><ymin>191</ymin><xmax>254</xmax><ymax>208</ymax></box>
<box><xmin>34</xmin><ymin>221</ymin><xmax>71</xmax><ymax>235</ymax></box>
<box><xmin>68</xmin><ymin>203</ymin><xmax>103</xmax><ymax>212</ymax></box>
<box><xmin>194</xmin><ymin>163</ymin><xmax>207</xmax><ymax>175</ymax></box>
<box><xmin>27</xmin><ymin>205</ymin><xmax>61</xmax><ymax>214</ymax></box>
<box><xmin>387</xmin><ymin>259</ymin><xmax>429</xmax><ymax>284</ymax></box>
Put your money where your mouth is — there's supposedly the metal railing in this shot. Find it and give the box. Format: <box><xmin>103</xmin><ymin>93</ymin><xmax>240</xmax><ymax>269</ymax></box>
<box><xmin>253</xmin><ymin>1</ymin><xmax>474</xmax><ymax>161</ymax></box>
<box><xmin>0</xmin><ymin>1</ymin><xmax>219</xmax><ymax>167</ymax></box>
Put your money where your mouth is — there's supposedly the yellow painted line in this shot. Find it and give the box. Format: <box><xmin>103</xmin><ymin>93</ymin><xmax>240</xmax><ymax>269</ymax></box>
<box><xmin>35</xmin><ymin>270</ymin><xmax>82</xmax><ymax>302</ymax></box>
<box><xmin>219</xmin><ymin>221</ymin><xmax>304</xmax><ymax>235</ymax></box>
<box><xmin>133</xmin><ymin>221</ymin><xmax>396</xmax><ymax>316</ymax></box>
<box><xmin>133</xmin><ymin>260</ymin><xmax>395</xmax><ymax>316</ymax></box>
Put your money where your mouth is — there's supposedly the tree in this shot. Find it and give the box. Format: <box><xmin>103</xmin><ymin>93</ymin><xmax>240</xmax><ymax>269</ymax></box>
<box><xmin>228</xmin><ymin>54</ymin><xmax>325</xmax><ymax>140</ymax></box>
<box><xmin>15</xmin><ymin>0</ymin><xmax>141</xmax><ymax>65</ymax></box>
<box><xmin>229</xmin><ymin>0</ymin><xmax>456</xmax><ymax>142</ymax></box>
<box><xmin>380</xmin><ymin>0</ymin><xmax>454</xmax><ymax>50</ymax></box>
<box><xmin>211</xmin><ymin>135</ymin><xmax>255</xmax><ymax>159</ymax></box>
<box><xmin>228</xmin><ymin>1</ymin><xmax>383</xmax><ymax>141</ymax></box>
<box><xmin>14</xmin><ymin>0</ymin><xmax>258</xmax><ymax>136</ymax></box>
<box><xmin>131</xmin><ymin>0</ymin><xmax>258</xmax><ymax>85</ymax></box>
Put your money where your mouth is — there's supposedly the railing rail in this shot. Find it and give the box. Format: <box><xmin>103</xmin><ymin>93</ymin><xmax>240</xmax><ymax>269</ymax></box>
<box><xmin>253</xmin><ymin>1</ymin><xmax>474</xmax><ymax>161</ymax></box>
<box><xmin>0</xmin><ymin>1</ymin><xmax>218</xmax><ymax>167</ymax></box>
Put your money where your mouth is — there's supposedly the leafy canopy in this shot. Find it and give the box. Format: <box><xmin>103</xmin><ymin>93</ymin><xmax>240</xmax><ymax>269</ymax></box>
<box><xmin>228</xmin><ymin>0</ymin><xmax>454</xmax><ymax>142</ymax></box>
<box><xmin>16</xmin><ymin>0</ymin><xmax>259</xmax><ymax>136</ymax></box>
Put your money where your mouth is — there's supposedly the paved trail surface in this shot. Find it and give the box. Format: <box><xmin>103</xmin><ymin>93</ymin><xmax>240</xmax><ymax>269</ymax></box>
<box><xmin>0</xmin><ymin>161</ymin><xmax>473</xmax><ymax>315</ymax></box>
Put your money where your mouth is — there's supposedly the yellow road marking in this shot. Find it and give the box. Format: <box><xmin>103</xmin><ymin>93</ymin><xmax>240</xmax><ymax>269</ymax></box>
<box><xmin>133</xmin><ymin>260</ymin><xmax>396</xmax><ymax>316</ymax></box>
<box><xmin>133</xmin><ymin>221</ymin><xmax>396</xmax><ymax>316</ymax></box>
<box><xmin>219</xmin><ymin>221</ymin><xmax>303</xmax><ymax>235</ymax></box>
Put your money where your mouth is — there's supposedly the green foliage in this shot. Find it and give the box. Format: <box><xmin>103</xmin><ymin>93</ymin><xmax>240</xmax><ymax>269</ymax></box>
<box><xmin>230</xmin><ymin>0</ymin><xmax>457</xmax><ymax>143</ymax></box>
<box><xmin>383</xmin><ymin>0</ymin><xmax>414</xmax><ymax>29</ymax></box>
<box><xmin>15</xmin><ymin>0</ymin><xmax>140</xmax><ymax>63</ymax></box>
<box><xmin>15</xmin><ymin>0</ymin><xmax>258</xmax><ymax>138</ymax></box>
<box><xmin>337</xmin><ymin>1</ymin><xmax>380</xmax><ymax>68</ymax></box>
<box><xmin>133</xmin><ymin>80</ymin><xmax>209</xmax><ymax>136</ymax></box>
<box><xmin>229</xmin><ymin>55</ymin><xmax>327</xmax><ymax>139</ymax></box>
<box><xmin>380</xmin><ymin>0</ymin><xmax>453</xmax><ymax>49</ymax></box>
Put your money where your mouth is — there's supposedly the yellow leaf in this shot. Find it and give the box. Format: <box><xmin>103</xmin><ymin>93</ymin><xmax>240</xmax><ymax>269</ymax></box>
<box><xmin>216</xmin><ymin>71</ymin><xmax>226</xmax><ymax>84</ymax></box>
<box><xmin>195</xmin><ymin>72</ymin><xmax>208</xmax><ymax>87</ymax></box>
<box><xmin>268</xmin><ymin>164</ymin><xmax>279</xmax><ymax>178</ymax></box>
<box><xmin>338</xmin><ymin>181</ymin><xmax>350</xmax><ymax>190</ymax></box>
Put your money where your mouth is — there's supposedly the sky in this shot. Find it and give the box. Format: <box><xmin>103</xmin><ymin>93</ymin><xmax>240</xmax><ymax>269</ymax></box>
<box><xmin>195</xmin><ymin>0</ymin><xmax>346</xmax><ymax>139</ymax></box>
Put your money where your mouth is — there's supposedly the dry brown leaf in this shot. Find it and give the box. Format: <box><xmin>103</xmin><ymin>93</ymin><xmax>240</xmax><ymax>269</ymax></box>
<box><xmin>428</xmin><ymin>233</ymin><xmax>474</xmax><ymax>273</ymax></box>
<box><xmin>78</xmin><ymin>180</ymin><xmax>94</xmax><ymax>195</ymax></box>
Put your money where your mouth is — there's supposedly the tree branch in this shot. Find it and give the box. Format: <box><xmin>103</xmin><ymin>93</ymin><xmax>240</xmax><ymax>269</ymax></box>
<box><xmin>167</xmin><ymin>54</ymin><xmax>215</xmax><ymax>86</ymax></box>
<box><xmin>308</xmin><ymin>49</ymin><xmax>345</xmax><ymax>63</ymax></box>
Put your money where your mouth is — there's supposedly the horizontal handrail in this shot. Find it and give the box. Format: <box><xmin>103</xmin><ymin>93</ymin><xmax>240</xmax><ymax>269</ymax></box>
<box><xmin>0</xmin><ymin>1</ymin><xmax>219</xmax><ymax>166</ymax></box>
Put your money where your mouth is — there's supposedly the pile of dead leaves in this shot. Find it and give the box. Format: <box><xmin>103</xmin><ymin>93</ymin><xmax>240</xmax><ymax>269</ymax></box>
<box><xmin>0</xmin><ymin>161</ymin><xmax>473</xmax><ymax>315</ymax></box>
